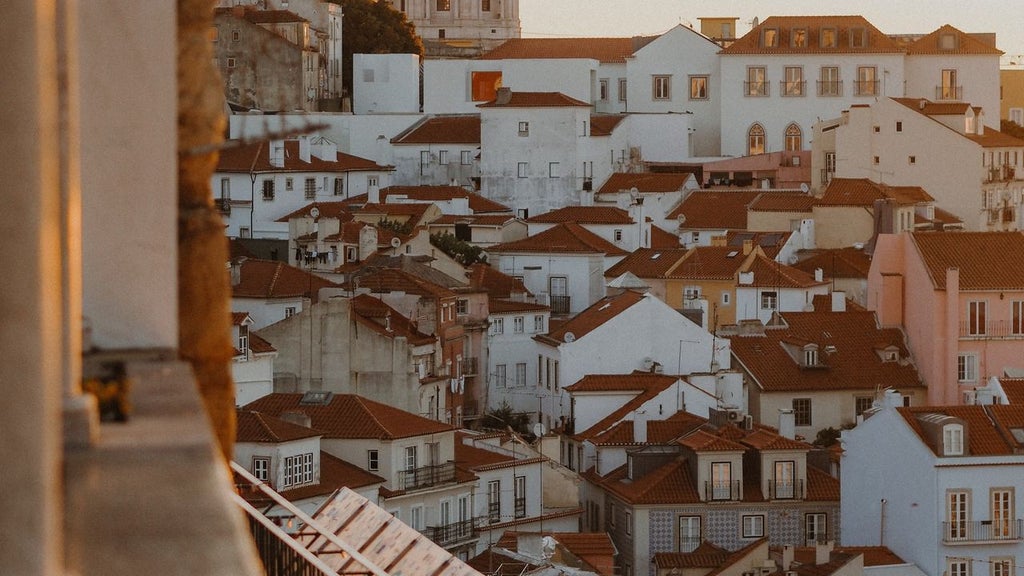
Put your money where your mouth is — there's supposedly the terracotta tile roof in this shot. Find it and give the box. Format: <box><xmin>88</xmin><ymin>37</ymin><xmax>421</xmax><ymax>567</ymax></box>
<box><xmin>963</xmin><ymin>126</ymin><xmax>1024</xmax><ymax>148</ymax></box>
<box><xmin>236</xmin><ymin>410</ymin><xmax>322</xmax><ymax>443</ymax></box>
<box><xmin>390</xmin><ymin>115</ymin><xmax>481</xmax><ymax>144</ymax></box>
<box><xmin>347</xmin><ymin>267</ymin><xmax>458</xmax><ymax>299</ymax></box>
<box><xmin>898</xmin><ymin>404</ymin><xmax>1024</xmax><ymax>456</ymax></box>
<box><xmin>599</xmin><ymin>457</ymin><xmax>701</xmax><ymax>505</ymax></box>
<box><xmin>1001</xmin><ymin>378</ymin><xmax>1024</xmax><ymax>404</ymax></box>
<box><xmin>677</xmin><ymin>429</ymin><xmax>747</xmax><ymax>452</ymax></box>
<box><xmin>248</xmin><ymin>332</ymin><xmax>277</xmax><ymax>354</ymax></box>
<box><xmin>354</xmin><ymin>253</ymin><xmax>466</xmax><ymax>288</ymax></box>
<box><xmin>455</xmin><ymin>440</ymin><xmax>532</xmax><ymax>472</ymax></box>
<box><xmin>785</xmin><ymin>550</ymin><xmax>860</xmax><ymax>576</ymax></box>
<box><xmin>494</xmin><ymin>531</ymin><xmax>616</xmax><ymax>559</ymax></box>
<box><xmin>668</xmin><ymin>191</ymin><xmax>761</xmax><ymax>230</ymax></box>
<box><xmin>488</xmin><ymin>299</ymin><xmax>550</xmax><ymax>314</ymax></box>
<box><xmin>729</xmin><ymin>310</ymin><xmax>924</xmax><ymax>393</ymax></box>
<box><xmin>804</xmin><ymin>466</ymin><xmax>842</xmax><ymax>501</ymax></box>
<box><xmin>232</xmin><ymin>311</ymin><xmax>251</xmax><ymax>326</ymax></box>
<box><xmin>743</xmin><ymin>254</ymin><xmax>829</xmax><ymax>289</ymax></box>
<box><xmin>904</xmin><ymin>24</ymin><xmax>1002</xmax><ymax>55</ymax></box>
<box><xmin>604</xmin><ymin>248</ymin><xmax>689</xmax><ymax>279</ymax></box>
<box><xmin>911</xmin><ymin>231</ymin><xmax>1024</xmax><ymax>290</ymax></box>
<box><xmin>790</xmin><ymin>546</ymin><xmax>904</xmax><ymax>567</ymax></box>
<box><xmin>243</xmin><ymin>393</ymin><xmax>454</xmax><ymax>440</ymax></box>
<box><xmin>701</xmin><ymin>538</ymin><xmax>770</xmax><ymax>576</ymax></box>
<box><xmin>651</xmin><ymin>225</ymin><xmax>683</xmax><ymax>249</ymax></box>
<box><xmin>590</xmin><ymin>114</ymin><xmax>627</xmax><ymax>136</ymax></box>
<box><xmin>229</xmin><ymin>238</ymin><xmax>259</xmax><ymax>260</ymax></box>
<box><xmin>893</xmin><ymin>98</ymin><xmax>972</xmax><ymax>116</ymax></box>
<box><xmin>430</xmin><ymin>214</ymin><xmax>517</xmax><ymax>228</ymax></box>
<box><xmin>352</xmin><ymin>202</ymin><xmax>433</xmax><ymax>225</ymax></box>
<box><xmin>526</xmin><ymin>206</ymin><xmax>633</xmax><ymax>225</ymax></box>
<box><xmin>792</xmin><ymin>248</ymin><xmax>872</xmax><ymax>279</ymax></box>
<box><xmin>748</xmin><ymin>192</ymin><xmax>817</xmax><ymax>212</ymax></box>
<box><xmin>465</xmin><ymin>263</ymin><xmax>531</xmax><ymax>299</ymax></box>
<box><xmin>478</xmin><ymin>37</ymin><xmax>649</xmax><ymax>63</ymax></box>
<box><xmin>376</xmin><ymin>185</ymin><xmax>510</xmax><ymax>213</ymax></box>
<box><xmin>477</xmin><ymin>91</ymin><xmax>591</xmax><ymax>108</ymax></box>
<box><xmin>652</xmin><ymin>542</ymin><xmax>730</xmax><ymax>568</ymax></box>
<box><xmin>275</xmin><ymin>200</ymin><xmax>359</xmax><ymax>222</ymax></box>
<box><xmin>541</xmin><ymin>290</ymin><xmax>646</xmax><ymax>345</ymax></box>
<box><xmin>665</xmin><ymin>246</ymin><xmax>754</xmax><ymax>280</ymax></box>
<box><xmin>350</xmin><ymin>294</ymin><xmax>436</xmax><ymax>346</ymax></box>
<box><xmin>818</xmin><ymin>178</ymin><xmax>933</xmax><ymax>207</ymax></box>
<box><xmin>565</xmin><ymin>373</ymin><xmax>679</xmax><ymax>393</ymax></box>
<box><xmin>740</xmin><ymin>429</ymin><xmax>810</xmax><ymax>451</ymax></box>
<box><xmin>590</xmin><ymin>411</ymin><xmax>708</xmax><ymax>446</ymax></box>
<box><xmin>598</xmin><ymin>172</ymin><xmax>693</xmax><ymax>195</ymax></box>
<box><xmin>487</xmin><ymin>222</ymin><xmax>628</xmax><ymax>256</ymax></box>
<box><xmin>725</xmin><ymin>231</ymin><xmax>793</xmax><ymax>260</ymax></box>
<box><xmin>721</xmin><ymin>16</ymin><xmax>902</xmax><ymax>55</ymax></box>
<box><xmin>232</xmin><ymin>258</ymin><xmax>340</xmax><ymax>301</ymax></box>
<box><xmin>217</xmin><ymin>140</ymin><xmax>390</xmax><ymax>173</ymax></box>
<box><xmin>466</xmin><ymin>549</ymin><xmax>535</xmax><ymax>576</ymax></box>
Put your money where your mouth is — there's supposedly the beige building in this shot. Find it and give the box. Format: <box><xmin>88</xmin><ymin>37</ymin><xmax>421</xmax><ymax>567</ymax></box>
<box><xmin>385</xmin><ymin>0</ymin><xmax>520</xmax><ymax>57</ymax></box>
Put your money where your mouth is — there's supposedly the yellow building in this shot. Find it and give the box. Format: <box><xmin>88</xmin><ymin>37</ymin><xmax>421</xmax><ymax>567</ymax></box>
<box><xmin>1000</xmin><ymin>68</ymin><xmax>1024</xmax><ymax>124</ymax></box>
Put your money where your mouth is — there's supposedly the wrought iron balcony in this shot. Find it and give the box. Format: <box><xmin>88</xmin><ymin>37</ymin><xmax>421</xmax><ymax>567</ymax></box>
<box><xmin>744</xmin><ymin>81</ymin><xmax>769</xmax><ymax>97</ymax></box>
<box><xmin>935</xmin><ymin>85</ymin><xmax>963</xmax><ymax>100</ymax></box>
<box><xmin>780</xmin><ymin>80</ymin><xmax>806</xmax><ymax>97</ymax></box>
<box><xmin>853</xmin><ymin>80</ymin><xmax>879</xmax><ymax>96</ymax></box>
<box><xmin>425</xmin><ymin>519</ymin><xmax>477</xmax><ymax>548</ymax></box>
<box><xmin>550</xmin><ymin>295</ymin><xmax>570</xmax><ymax>315</ymax></box>
<box><xmin>460</xmin><ymin>357</ymin><xmax>479</xmax><ymax>376</ymax></box>
<box><xmin>514</xmin><ymin>497</ymin><xmax>527</xmax><ymax>519</ymax></box>
<box><xmin>768</xmin><ymin>479</ymin><xmax>804</xmax><ymax>500</ymax></box>
<box><xmin>817</xmin><ymin>80</ymin><xmax>843</xmax><ymax>96</ymax></box>
<box><xmin>488</xmin><ymin>501</ymin><xmax>501</xmax><ymax>523</ymax></box>
<box><xmin>943</xmin><ymin>519</ymin><xmax>1024</xmax><ymax>544</ymax></box>
<box><xmin>959</xmin><ymin>320</ymin><xmax>1024</xmax><ymax>339</ymax></box>
<box><xmin>703</xmin><ymin>480</ymin><xmax>741</xmax><ymax>501</ymax></box>
<box><xmin>397</xmin><ymin>461</ymin><xmax>457</xmax><ymax>491</ymax></box>
<box><xmin>216</xmin><ymin>197</ymin><xmax>231</xmax><ymax>214</ymax></box>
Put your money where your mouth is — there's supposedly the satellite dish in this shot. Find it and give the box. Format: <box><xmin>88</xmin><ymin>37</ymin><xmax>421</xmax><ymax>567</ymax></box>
<box><xmin>800</xmin><ymin>183</ymin><xmax>810</xmax><ymax>194</ymax></box>
<box><xmin>676</xmin><ymin>214</ymin><xmax>686</xmax><ymax>225</ymax></box>
<box><xmin>390</xmin><ymin>237</ymin><xmax>401</xmax><ymax>248</ymax></box>
<box><xmin>563</xmin><ymin>332</ymin><xmax>576</xmax><ymax>343</ymax></box>
<box><xmin>533</xmin><ymin>422</ymin><xmax>546</xmax><ymax>437</ymax></box>
<box><xmin>788</xmin><ymin>254</ymin><xmax>799</xmax><ymax>265</ymax></box>
<box><xmin>309</xmin><ymin>207</ymin><xmax>320</xmax><ymax>219</ymax></box>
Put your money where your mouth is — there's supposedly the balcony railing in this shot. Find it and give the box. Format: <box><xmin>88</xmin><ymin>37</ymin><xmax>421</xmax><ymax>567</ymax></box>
<box><xmin>550</xmin><ymin>295</ymin><xmax>571</xmax><ymax>315</ymax></box>
<box><xmin>744</xmin><ymin>81</ymin><xmax>770</xmax><ymax>97</ymax></box>
<box><xmin>943</xmin><ymin>519</ymin><xmax>1024</xmax><ymax>544</ymax></box>
<box><xmin>216</xmin><ymin>197</ymin><xmax>231</xmax><ymax>215</ymax></box>
<box><xmin>460</xmin><ymin>357</ymin><xmax>479</xmax><ymax>376</ymax></box>
<box><xmin>514</xmin><ymin>497</ymin><xmax>527</xmax><ymax>519</ymax></box>
<box><xmin>679</xmin><ymin>536</ymin><xmax>701</xmax><ymax>553</ymax></box>
<box><xmin>768</xmin><ymin>479</ymin><xmax>805</xmax><ymax>500</ymax></box>
<box><xmin>959</xmin><ymin>320</ymin><xmax>1024</xmax><ymax>339</ymax></box>
<box><xmin>704</xmin><ymin>480</ymin><xmax>741</xmax><ymax>501</ymax></box>
<box><xmin>817</xmin><ymin>80</ymin><xmax>843</xmax><ymax>96</ymax></box>
<box><xmin>854</xmin><ymin>80</ymin><xmax>879</xmax><ymax>96</ymax></box>
<box><xmin>936</xmin><ymin>85</ymin><xmax>963</xmax><ymax>100</ymax></box>
<box><xmin>397</xmin><ymin>461</ymin><xmax>456</xmax><ymax>491</ymax></box>
<box><xmin>780</xmin><ymin>80</ymin><xmax>806</xmax><ymax>96</ymax></box>
<box><xmin>425</xmin><ymin>519</ymin><xmax>477</xmax><ymax>548</ymax></box>
<box><xmin>488</xmin><ymin>501</ymin><xmax>501</xmax><ymax>523</ymax></box>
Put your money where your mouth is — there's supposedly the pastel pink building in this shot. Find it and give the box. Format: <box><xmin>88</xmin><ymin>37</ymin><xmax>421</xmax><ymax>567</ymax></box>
<box><xmin>869</xmin><ymin>232</ymin><xmax>1024</xmax><ymax>405</ymax></box>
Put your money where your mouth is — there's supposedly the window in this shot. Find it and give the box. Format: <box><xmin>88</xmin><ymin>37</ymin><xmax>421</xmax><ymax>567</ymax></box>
<box><xmin>518</xmin><ymin>121</ymin><xmax>529</xmax><ymax>136</ymax></box>
<box><xmin>1013</xmin><ymin>301</ymin><xmax>1024</xmax><ymax>335</ymax></box>
<box><xmin>231</xmin><ymin>29</ymin><xmax>240</xmax><ymax>42</ymax></box>
<box><xmin>943</xmin><ymin>424</ymin><xmax>964</xmax><ymax>456</ymax></box>
<box><xmin>303</xmin><ymin>178</ymin><xmax>316</xmax><ymax>200</ymax></box>
<box><xmin>947</xmin><ymin>490</ymin><xmax>970</xmax><ymax>540</ymax></box>
<box><xmin>534</xmin><ymin>315</ymin><xmax>544</xmax><ymax>332</ymax></box>
<box><xmin>791</xmin><ymin>28</ymin><xmax>807</xmax><ymax>47</ymax></box>
<box><xmin>683</xmin><ymin>286</ymin><xmax>701</xmax><ymax>300</ymax></box>
<box><xmin>785</xmin><ymin>123</ymin><xmax>802</xmax><ymax>151</ymax></box>
<box><xmin>689</xmin><ymin>75</ymin><xmax>708</xmax><ymax>100</ymax></box>
<box><xmin>461</xmin><ymin>150</ymin><xmax>472</xmax><ymax>165</ymax></box>
<box><xmin>773</xmin><ymin>460</ymin><xmax>795</xmax><ymax>499</ymax></box>
<box><xmin>805</xmin><ymin>513</ymin><xmax>827</xmax><ymax>545</ymax></box>
<box><xmin>678</xmin><ymin>516</ymin><xmax>701</xmax><ymax>552</ymax></box>
<box><xmin>873</xmin><ymin>156</ymin><xmax>880</xmax><ymax>165</ymax></box>
<box><xmin>957</xmin><ymin>353</ymin><xmax>977</xmax><ymax>382</ymax></box>
<box><xmin>481</xmin><ymin>0</ymin><xmax>490</xmax><ymax>11</ymax></box>
<box><xmin>748</xmin><ymin>124</ymin><xmax>765</xmax><ymax>155</ymax></box>
<box><xmin>941</xmin><ymin>69</ymin><xmax>959</xmax><ymax>100</ymax></box>
<box><xmin>492</xmin><ymin>317</ymin><xmax>504</xmax><ymax>334</ymax></box>
<box><xmin>283</xmin><ymin>178</ymin><xmax>293</xmax><ymax>192</ymax></box>
<box><xmin>283</xmin><ymin>453</ymin><xmax>314</xmax><ymax>487</ymax></box>
<box><xmin>746</xmin><ymin>67</ymin><xmax>767</xmax><ymax>96</ymax></box>
<box><xmin>284</xmin><ymin>307</ymin><xmax>296</xmax><ymax>318</ymax></box>
<box><xmin>514</xmin><ymin>476</ymin><xmax>526</xmax><ymax>518</ymax></box>
<box><xmin>742</xmin><ymin>514</ymin><xmax>765</xmax><ymax>538</ymax></box>
<box><xmin>548</xmin><ymin>162</ymin><xmax>559</xmax><ymax>178</ymax></box>
<box><xmin>439</xmin><ymin>150</ymin><xmax>448</xmax><ymax>165</ymax></box>
<box><xmin>513</xmin><ymin>316</ymin><xmax>524</xmax><ymax>333</ymax></box>
<box><xmin>436</xmin><ymin>0</ymin><xmax>450</xmax><ymax>10</ymax></box>
<box><xmin>404</xmin><ymin>446</ymin><xmax>417</xmax><ymax>471</ymax></box>
<box><xmin>515</xmin><ymin>363</ymin><xmax>526</xmax><ymax>387</ymax></box>
<box><xmin>367</xmin><ymin>176</ymin><xmax>378</xmax><ymax>187</ymax></box>
<box><xmin>409</xmin><ymin>505</ymin><xmax>423</xmax><ymax>531</ymax></box>
<box><xmin>599</xmin><ymin>79</ymin><xmax>608</xmax><ymax>101</ymax></box>
<box><xmin>219</xmin><ymin>178</ymin><xmax>231</xmax><ymax>200</ymax></box>
<box><xmin>618</xmin><ymin>78</ymin><xmax>627</xmax><ymax>102</ymax></box>
<box><xmin>1010</xmin><ymin>108</ymin><xmax>1024</xmax><ymax>126</ymax></box>
<box><xmin>487</xmin><ymin>479</ymin><xmax>501</xmax><ymax>522</ymax></box>
<box><xmin>721</xmin><ymin>291</ymin><xmax>731</xmax><ymax>305</ymax></box>
<box><xmin>262</xmin><ymin>179</ymin><xmax>275</xmax><ymax>201</ymax></box>
<box><xmin>653</xmin><ymin>75</ymin><xmax>671</xmax><ymax>100</ymax></box>
<box><xmin>419</xmin><ymin>150</ymin><xmax>431</xmax><ymax>175</ymax></box>
<box><xmin>909</xmin><ymin>156</ymin><xmax>916</xmax><ymax>165</ymax></box>
<box><xmin>895</xmin><ymin>121</ymin><xmax>903</xmax><ymax>133</ymax></box>
<box><xmin>819</xmin><ymin>66</ymin><xmax>840</xmax><ymax>96</ymax></box>
<box><xmin>470</xmin><ymin>70</ymin><xmax>502</xmax><ymax>102</ymax></box>
<box><xmin>850</xmin><ymin>27</ymin><xmax>866</xmax><ymax>48</ymax></box>
<box><xmin>856</xmin><ymin>66</ymin><xmax>877</xmax><ymax>96</ymax></box>
<box><xmin>793</xmin><ymin>398</ymin><xmax>812</xmax><ymax>427</ymax></box>
<box><xmin>226</xmin><ymin>57</ymin><xmax>236</xmax><ymax>69</ymax></box>
<box><xmin>820</xmin><ymin>27</ymin><xmax>837</xmax><ymax>48</ymax></box>
<box><xmin>783</xmin><ymin>67</ymin><xmax>804</xmax><ymax>96</ymax></box>
<box><xmin>760</xmin><ymin>290</ymin><xmax>777</xmax><ymax>310</ymax></box>
<box><xmin>455</xmin><ymin>299</ymin><xmax>468</xmax><ymax>316</ymax></box>
<box><xmin>239</xmin><ymin>227</ymin><xmax>250</xmax><ymax>239</ymax></box>
<box><xmin>252</xmin><ymin>457</ymin><xmax>269</xmax><ymax>481</ymax></box>
<box><xmin>855</xmin><ymin>396</ymin><xmax>874</xmax><ymax>416</ymax></box>
<box><xmin>804</xmin><ymin>346</ymin><xmax>818</xmax><ymax>366</ymax></box>
<box><xmin>238</xmin><ymin>324</ymin><xmax>249</xmax><ymax>359</ymax></box>
<box><xmin>762</xmin><ymin>28</ymin><xmax>778</xmax><ymax>47</ymax></box>
<box><xmin>625</xmin><ymin>511</ymin><xmax>632</xmax><ymax>535</ymax></box>
<box><xmin>710</xmin><ymin>462</ymin><xmax>732</xmax><ymax>500</ymax></box>
<box><xmin>517</xmin><ymin>162</ymin><xmax>528</xmax><ymax>178</ymax></box>
<box><xmin>992</xmin><ymin>559</ymin><xmax>1013</xmax><ymax>576</ymax></box>
<box><xmin>367</xmin><ymin>449</ymin><xmax>379</xmax><ymax>471</ymax></box>
<box><xmin>948</xmin><ymin>559</ymin><xmax>970</xmax><ymax>576</ymax></box>
<box><xmin>968</xmin><ymin>300</ymin><xmax>987</xmax><ymax>335</ymax></box>
<box><xmin>495</xmin><ymin>364</ymin><xmax>506</xmax><ymax>387</ymax></box>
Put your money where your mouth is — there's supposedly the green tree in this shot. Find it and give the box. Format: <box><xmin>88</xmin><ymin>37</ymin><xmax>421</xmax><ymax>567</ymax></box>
<box><xmin>480</xmin><ymin>402</ymin><xmax>532</xmax><ymax>436</ymax></box>
<box><xmin>333</xmin><ymin>0</ymin><xmax>423</xmax><ymax>96</ymax></box>
<box><xmin>430</xmin><ymin>232</ymin><xmax>487</xmax><ymax>265</ymax></box>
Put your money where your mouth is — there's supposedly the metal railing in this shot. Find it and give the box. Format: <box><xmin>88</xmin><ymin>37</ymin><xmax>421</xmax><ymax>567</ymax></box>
<box><xmin>768</xmin><ymin>479</ymin><xmax>804</xmax><ymax>500</ymax></box>
<box><xmin>550</xmin><ymin>295</ymin><xmax>570</xmax><ymax>315</ymax></box>
<box><xmin>744</xmin><ymin>81</ymin><xmax>770</xmax><ymax>96</ymax></box>
<box><xmin>514</xmin><ymin>497</ymin><xmax>527</xmax><ymax>519</ymax></box>
<box><xmin>704</xmin><ymin>480</ymin><xmax>741</xmax><ymax>501</ymax></box>
<box><xmin>854</xmin><ymin>80</ymin><xmax>879</xmax><ymax>96</ymax></box>
<box><xmin>780</xmin><ymin>80</ymin><xmax>806</xmax><ymax>96</ymax></box>
<box><xmin>817</xmin><ymin>80</ymin><xmax>843</xmax><ymax>96</ymax></box>
<box><xmin>488</xmin><ymin>501</ymin><xmax>501</xmax><ymax>523</ymax></box>
<box><xmin>397</xmin><ymin>461</ymin><xmax>456</xmax><ymax>491</ymax></box>
<box><xmin>425</xmin><ymin>519</ymin><xmax>477</xmax><ymax>548</ymax></box>
<box><xmin>935</xmin><ymin>85</ymin><xmax>963</xmax><ymax>100</ymax></box>
<box><xmin>460</xmin><ymin>357</ymin><xmax>479</xmax><ymax>376</ymax></box>
<box><xmin>959</xmin><ymin>320</ymin><xmax>1024</xmax><ymax>339</ymax></box>
<box><xmin>943</xmin><ymin>520</ymin><xmax>1024</xmax><ymax>543</ymax></box>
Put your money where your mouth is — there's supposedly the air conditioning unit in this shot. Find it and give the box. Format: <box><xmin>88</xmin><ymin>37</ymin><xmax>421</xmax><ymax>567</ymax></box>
<box><xmin>727</xmin><ymin>409</ymin><xmax>743</xmax><ymax>422</ymax></box>
<box><xmin>743</xmin><ymin>414</ymin><xmax>754</xmax><ymax>430</ymax></box>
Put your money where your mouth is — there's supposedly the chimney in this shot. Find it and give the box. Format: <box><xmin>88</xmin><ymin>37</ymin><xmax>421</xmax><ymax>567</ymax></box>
<box><xmin>298</xmin><ymin>135</ymin><xmax>311</xmax><ymax>163</ymax></box>
<box><xmin>815</xmin><ymin>541</ymin><xmax>834</xmax><ymax>565</ymax></box>
<box><xmin>229</xmin><ymin>260</ymin><xmax>242</xmax><ymax>286</ymax></box>
<box><xmin>831</xmin><ymin>291</ymin><xmax>846</xmax><ymax>312</ymax></box>
<box><xmin>742</xmin><ymin>239</ymin><xmax>754</xmax><ymax>255</ymax></box>
<box><xmin>882</xmin><ymin>389</ymin><xmax>903</xmax><ymax>409</ymax></box>
<box><xmin>633</xmin><ymin>410</ymin><xmax>647</xmax><ymax>443</ymax></box>
<box><xmin>778</xmin><ymin>408</ymin><xmax>795</xmax><ymax>439</ymax></box>
<box><xmin>495</xmin><ymin>87</ymin><xmax>512</xmax><ymax>105</ymax></box>
<box><xmin>782</xmin><ymin>545</ymin><xmax>794</xmax><ymax>570</ymax></box>
<box><xmin>279</xmin><ymin>410</ymin><xmax>312</xmax><ymax>429</ymax></box>
<box><xmin>358</xmin><ymin>225</ymin><xmax>378</xmax><ymax>261</ymax></box>
<box><xmin>814</xmin><ymin>268</ymin><xmax>823</xmax><ymax>282</ymax></box>
<box><xmin>269</xmin><ymin>140</ymin><xmax>286</xmax><ymax>168</ymax></box>
<box><xmin>368</xmin><ymin>183</ymin><xmax>380</xmax><ymax>205</ymax></box>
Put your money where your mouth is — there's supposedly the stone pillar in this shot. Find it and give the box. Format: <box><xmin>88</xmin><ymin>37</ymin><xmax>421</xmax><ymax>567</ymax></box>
<box><xmin>0</xmin><ymin>1</ymin><xmax>64</xmax><ymax>573</ymax></box>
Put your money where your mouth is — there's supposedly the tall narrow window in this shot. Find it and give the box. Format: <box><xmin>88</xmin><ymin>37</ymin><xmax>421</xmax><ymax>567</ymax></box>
<box><xmin>805</xmin><ymin>513</ymin><xmax>827</xmax><ymax>545</ymax></box>
<box><xmin>968</xmin><ymin>300</ymin><xmax>987</xmax><ymax>335</ymax></box>
<box><xmin>252</xmin><ymin>457</ymin><xmax>269</xmax><ymax>481</ymax></box>
<box><xmin>793</xmin><ymin>398</ymin><xmax>812</xmax><ymax>426</ymax></box>
<box><xmin>773</xmin><ymin>460</ymin><xmax>795</xmax><ymax>499</ymax></box>
<box><xmin>710</xmin><ymin>462</ymin><xmax>732</xmax><ymax>500</ymax></box>
<box><xmin>653</xmin><ymin>75</ymin><xmax>671</xmax><ymax>100</ymax></box>
<box><xmin>514</xmin><ymin>476</ymin><xmax>526</xmax><ymax>518</ymax></box>
<box><xmin>785</xmin><ymin>123</ymin><xmax>802</xmax><ymax>151</ymax></box>
<box><xmin>618</xmin><ymin>78</ymin><xmax>627</xmax><ymax>102</ymax></box>
<box><xmin>678</xmin><ymin>516</ymin><xmax>701</xmax><ymax>552</ymax></box>
<box><xmin>1013</xmin><ymin>301</ymin><xmax>1024</xmax><ymax>335</ymax></box>
<box><xmin>856</xmin><ymin>66</ymin><xmax>877</xmax><ymax>96</ymax></box>
<box><xmin>487</xmin><ymin>480</ymin><xmax>501</xmax><ymax>522</ymax></box>
<box><xmin>940</xmin><ymin>69</ymin><xmax>959</xmax><ymax>100</ymax></box>
<box><xmin>404</xmin><ymin>446</ymin><xmax>417</xmax><ymax>471</ymax></box>
<box><xmin>748</xmin><ymin>124</ymin><xmax>765</xmax><ymax>155</ymax></box>
<box><xmin>689</xmin><ymin>75</ymin><xmax>708</xmax><ymax>100</ymax></box>
<box><xmin>819</xmin><ymin>66</ymin><xmax>840</xmax><ymax>96</ymax></box>
<box><xmin>992</xmin><ymin>489</ymin><xmax>1013</xmax><ymax>538</ymax></box>
<box><xmin>746</xmin><ymin>67</ymin><xmax>767</xmax><ymax>96</ymax></box>
<box><xmin>958</xmin><ymin>354</ymin><xmax>977</xmax><ymax>383</ymax></box>
<box><xmin>943</xmin><ymin>424</ymin><xmax>964</xmax><ymax>455</ymax></box>
<box><xmin>947</xmin><ymin>490</ymin><xmax>969</xmax><ymax>541</ymax></box>
<box><xmin>783</xmin><ymin>67</ymin><xmax>804</xmax><ymax>96</ymax></box>
<box><xmin>304</xmin><ymin>178</ymin><xmax>316</xmax><ymax>200</ymax></box>
<box><xmin>262</xmin><ymin>179</ymin><xmax>275</xmax><ymax>201</ymax></box>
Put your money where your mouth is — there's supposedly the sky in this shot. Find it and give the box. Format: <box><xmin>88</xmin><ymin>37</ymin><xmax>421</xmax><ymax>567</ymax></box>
<box><xmin>518</xmin><ymin>0</ymin><xmax>1024</xmax><ymax>64</ymax></box>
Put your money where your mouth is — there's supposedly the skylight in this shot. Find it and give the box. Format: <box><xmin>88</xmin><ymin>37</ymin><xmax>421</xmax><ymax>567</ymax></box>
<box><xmin>651</xmin><ymin>253</ymin><xmax>661</xmax><ymax>259</ymax></box>
<box><xmin>727</xmin><ymin>251</ymin><xmax>739</xmax><ymax>258</ymax></box>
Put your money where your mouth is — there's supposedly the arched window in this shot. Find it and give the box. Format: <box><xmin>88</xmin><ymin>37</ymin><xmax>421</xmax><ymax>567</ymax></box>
<box><xmin>748</xmin><ymin>123</ymin><xmax>765</xmax><ymax>155</ymax></box>
<box><xmin>785</xmin><ymin>123</ymin><xmax>803</xmax><ymax>151</ymax></box>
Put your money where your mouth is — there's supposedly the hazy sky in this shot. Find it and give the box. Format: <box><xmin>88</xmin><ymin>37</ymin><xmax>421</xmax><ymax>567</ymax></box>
<box><xmin>519</xmin><ymin>0</ymin><xmax>1024</xmax><ymax>64</ymax></box>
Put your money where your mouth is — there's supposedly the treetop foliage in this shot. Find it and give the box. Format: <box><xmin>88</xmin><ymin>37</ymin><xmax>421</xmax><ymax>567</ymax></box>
<box><xmin>332</xmin><ymin>0</ymin><xmax>423</xmax><ymax>95</ymax></box>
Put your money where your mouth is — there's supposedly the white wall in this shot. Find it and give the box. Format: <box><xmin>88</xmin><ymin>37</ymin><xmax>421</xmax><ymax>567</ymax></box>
<box><xmin>233</xmin><ymin>353</ymin><xmax>275</xmax><ymax>406</ymax></box>
<box><xmin>486</xmin><ymin>309</ymin><xmax>550</xmax><ymax>417</ymax></box>
<box><xmin>353</xmin><ymin>54</ymin><xmax>420</xmax><ymax>114</ymax></box>
<box><xmin>904</xmin><ymin>54</ymin><xmax>1000</xmax><ymax>127</ymax></box>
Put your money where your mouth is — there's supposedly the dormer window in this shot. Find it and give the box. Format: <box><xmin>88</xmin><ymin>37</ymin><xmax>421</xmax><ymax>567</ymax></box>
<box><xmin>820</xmin><ymin>27</ymin><xmax>837</xmax><ymax>48</ymax></box>
<box><xmin>802</xmin><ymin>344</ymin><xmax>819</xmax><ymax>367</ymax></box>
<box><xmin>791</xmin><ymin>28</ymin><xmax>807</xmax><ymax>47</ymax></box>
<box><xmin>850</xmin><ymin>27</ymin><xmax>866</xmax><ymax>48</ymax></box>
<box><xmin>238</xmin><ymin>324</ymin><xmax>249</xmax><ymax>360</ymax></box>
<box><xmin>939</xmin><ymin>33</ymin><xmax>958</xmax><ymax>51</ymax></box>
<box><xmin>762</xmin><ymin>28</ymin><xmax>779</xmax><ymax>48</ymax></box>
<box><xmin>943</xmin><ymin>423</ymin><xmax>964</xmax><ymax>456</ymax></box>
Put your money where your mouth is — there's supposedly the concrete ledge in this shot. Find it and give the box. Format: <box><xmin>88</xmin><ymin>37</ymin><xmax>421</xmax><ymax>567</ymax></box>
<box><xmin>64</xmin><ymin>358</ymin><xmax>262</xmax><ymax>576</ymax></box>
